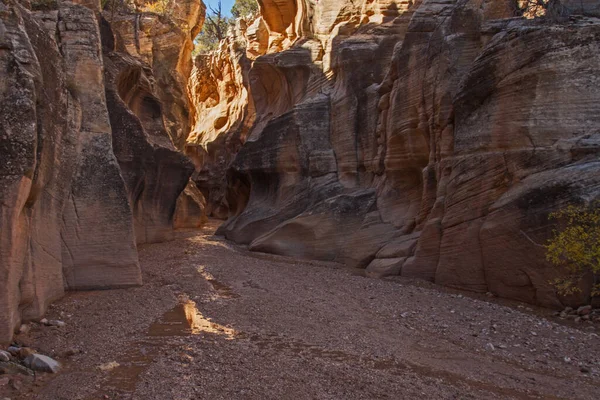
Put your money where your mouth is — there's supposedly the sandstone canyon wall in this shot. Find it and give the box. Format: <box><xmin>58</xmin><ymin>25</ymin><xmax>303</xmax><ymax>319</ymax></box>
<box><xmin>0</xmin><ymin>0</ymin><xmax>204</xmax><ymax>343</ymax></box>
<box><xmin>188</xmin><ymin>0</ymin><xmax>600</xmax><ymax>308</ymax></box>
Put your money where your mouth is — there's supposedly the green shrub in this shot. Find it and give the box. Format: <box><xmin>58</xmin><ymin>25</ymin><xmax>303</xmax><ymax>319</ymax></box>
<box><xmin>546</xmin><ymin>203</ymin><xmax>600</xmax><ymax>298</ymax></box>
<box><xmin>231</xmin><ymin>0</ymin><xmax>258</xmax><ymax>19</ymax></box>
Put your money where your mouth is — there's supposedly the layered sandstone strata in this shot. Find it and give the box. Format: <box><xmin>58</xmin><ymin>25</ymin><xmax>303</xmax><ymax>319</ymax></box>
<box><xmin>0</xmin><ymin>0</ymin><xmax>204</xmax><ymax>343</ymax></box>
<box><xmin>101</xmin><ymin>0</ymin><xmax>203</xmax><ymax>243</ymax></box>
<box><xmin>190</xmin><ymin>0</ymin><xmax>600</xmax><ymax>307</ymax></box>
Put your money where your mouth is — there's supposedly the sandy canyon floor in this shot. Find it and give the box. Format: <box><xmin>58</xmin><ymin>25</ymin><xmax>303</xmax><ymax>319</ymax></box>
<box><xmin>3</xmin><ymin>221</ymin><xmax>600</xmax><ymax>399</ymax></box>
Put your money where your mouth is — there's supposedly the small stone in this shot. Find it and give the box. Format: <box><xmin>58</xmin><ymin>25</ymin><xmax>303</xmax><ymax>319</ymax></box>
<box><xmin>486</xmin><ymin>343</ymin><xmax>495</xmax><ymax>351</ymax></box>
<box><xmin>98</xmin><ymin>361</ymin><xmax>120</xmax><ymax>371</ymax></box>
<box><xmin>582</xmin><ymin>315</ymin><xmax>590</xmax><ymax>321</ymax></box>
<box><xmin>574</xmin><ymin>317</ymin><xmax>582</xmax><ymax>323</ymax></box>
<box><xmin>61</xmin><ymin>348</ymin><xmax>79</xmax><ymax>358</ymax></box>
<box><xmin>47</xmin><ymin>320</ymin><xmax>65</xmax><ymax>327</ymax></box>
<box><xmin>577</xmin><ymin>305</ymin><xmax>592</xmax><ymax>316</ymax></box>
<box><xmin>0</xmin><ymin>351</ymin><xmax>10</xmax><ymax>362</ymax></box>
<box><xmin>9</xmin><ymin>378</ymin><xmax>21</xmax><ymax>391</ymax></box>
<box><xmin>39</xmin><ymin>318</ymin><xmax>48</xmax><ymax>325</ymax></box>
<box><xmin>18</xmin><ymin>348</ymin><xmax>35</xmax><ymax>359</ymax></box>
<box><xmin>6</xmin><ymin>347</ymin><xmax>19</xmax><ymax>357</ymax></box>
<box><xmin>24</xmin><ymin>354</ymin><xmax>61</xmax><ymax>373</ymax></box>
<box><xmin>559</xmin><ymin>311</ymin><xmax>567</xmax><ymax>318</ymax></box>
<box><xmin>564</xmin><ymin>307</ymin><xmax>573</xmax><ymax>314</ymax></box>
<box><xmin>497</xmin><ymin>344</ymin><xmax>508</xmax><ymax>349</ymax></box>
<box><xmin>400</xmin><ymin>312</ymin><xmax>410</xmax><ymax>318</ymax></box>
<box><xmin>530</xmin><ymin>331</ymin><xmax>537</xmax><ymax>336</ymax></box>
<box><xmin>564</xmin><ymin>356</ymin><xmax>571</xmax><ymax>363</ymax></box>
<box><xmin>580</xmin><ymin>366</ymin><xmax>590</xmax><ymax>373</ymax></box>
<box><xmin>18</xmin><ymin>325</ymin><xmax>30</xmax><ymax>334</ymax></box>
<box><xmin>486</xmin><ymin>292</ymin><xmax>494</xmax><ymax>298</ymax></box>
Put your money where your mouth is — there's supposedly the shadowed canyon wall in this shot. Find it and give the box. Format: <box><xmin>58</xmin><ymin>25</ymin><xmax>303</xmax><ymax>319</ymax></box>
<box><xmin>188</xmin><ymin>0</ymin><xmax>600</xmax><ymax>308</ymax></box>
<box><xmin>0</xmin><ymin>0</ymin><xmax>205</xmax><ymax>343</ymax></box>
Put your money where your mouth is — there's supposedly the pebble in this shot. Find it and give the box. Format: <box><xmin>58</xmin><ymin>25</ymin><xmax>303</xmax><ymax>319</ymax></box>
<box><xmin>577</xmin><ymin>305</ymin><xmax>592</xmax><ymax>316</ymax></box>
<box><xmin>18</xmin><ymin>348</ymin><xmax>36</xmax><ymax>359</ymax></box>
<box><xmin>9</xmin><ymin>378</ymin><xmax>21</xmax><ymax>391</ymax></box>
<box><xmin>486</xmin><ymin>343</ymin><xmax>495</xmax><ymax>351</ymax></box>
<box><xmin>39</xmin><ymin>318</ymin><xmax>48</xmax><ymax>325</ymax></box>
<box><xmin>0</xmin><ymin>351</ymin><xmax>10</xmax><ymax>362</ymax></box>
<box><xmin>6</xmin><ymin>347</ymin><xmax>19</xmax><ymax>357</ymax></box>
<box><xmin>23</xmin><ymin>354</ymin><xmax>61</xmax><ymax>373</ymax></box>
<box><xmin>18</xmin><ymin>324</ymin><xmax>30</xmax><ymax>334</ymax></box>
<box><xmin>47</xmin><ymin>320</ymin><xmax>66</xmax><ymax>327</ymax></box>
<box><xmin>61</xmin><ymin>348</ymin><xmax>80</xmax><ymax>358</ymax></box>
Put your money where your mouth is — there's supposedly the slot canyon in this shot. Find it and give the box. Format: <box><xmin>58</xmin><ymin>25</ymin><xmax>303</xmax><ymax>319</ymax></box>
<box><xmin>0</xmin><ymin>0</ymin><xmax>599</xmax><ymax>398</ymax></box>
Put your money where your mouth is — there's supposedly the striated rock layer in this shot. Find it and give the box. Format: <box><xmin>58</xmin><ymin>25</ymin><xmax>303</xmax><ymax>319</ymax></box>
<box><xmin>0</xmin><ymin>0</ymin><xmax>204</xmax><ymax>343</ymax></box>
<box><xmin>189</xmin><ymin>0</ymin><xmax>600</xmax><ymax>307</ymax></box>
<box><xmin>101</xmin><ymin>0</ymin><xmax>203</xmax><ymax>243</ymax></box>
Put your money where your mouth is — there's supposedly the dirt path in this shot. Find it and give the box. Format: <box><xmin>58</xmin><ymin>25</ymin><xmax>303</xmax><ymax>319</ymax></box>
<box><xmin>5</xmin><ymin>221</ymin><xmax>600</xmax><ymax>399</ymax></box>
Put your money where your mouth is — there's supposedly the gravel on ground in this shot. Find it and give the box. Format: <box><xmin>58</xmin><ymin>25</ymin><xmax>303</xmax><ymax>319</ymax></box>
<box><xmin>3</xmin><ymin>220</ymin><xmax>599</xmax><ymax>400</ymax></box>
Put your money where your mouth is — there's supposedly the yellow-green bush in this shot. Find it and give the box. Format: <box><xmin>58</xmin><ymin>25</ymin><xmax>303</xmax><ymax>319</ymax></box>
<box><xmin>546</xmin><ymin>203</ymin><xmax>600</xmax><ymax>298</ymax></box>
<box><xmin>140</xmin><ymin>0</ymin><xmax>170</xmax><ymax>15</ymax></box>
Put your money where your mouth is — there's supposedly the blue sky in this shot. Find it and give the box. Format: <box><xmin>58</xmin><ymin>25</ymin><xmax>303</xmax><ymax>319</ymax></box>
<box><xmin>205</xmin><ymin>0</ymin><xmax>236</xmax><ymax>17</ymax></box>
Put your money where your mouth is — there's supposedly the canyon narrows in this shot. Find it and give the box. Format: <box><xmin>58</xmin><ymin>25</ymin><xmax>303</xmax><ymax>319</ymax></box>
<box><xmin>1</xmin><ymin>0</ymin><xmax>600</xmax><ymax>398</ymax></box>
<box><xmin>188</xmin><ymin>0</ymin><xmax>600</xmax><ymax>309</ymax></box>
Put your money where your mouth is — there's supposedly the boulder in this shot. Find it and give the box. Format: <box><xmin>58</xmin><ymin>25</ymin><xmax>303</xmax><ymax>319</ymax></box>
<box><xmin>366</xmin><ymin>258</ymin><xmax>406</xmax><ymax>279</ymax></box>
<box><xmin>24</xmin><ymin>354</ymin><xmax>61</xmax><ymax>373</ymax></box>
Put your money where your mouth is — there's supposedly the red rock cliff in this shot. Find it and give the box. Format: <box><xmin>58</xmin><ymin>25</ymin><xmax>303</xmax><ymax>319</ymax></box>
<box><xmin>188</xmin><ymin>0</ymin><xmax>600</xmax><ymax>307</ymax></box>
<box><xmin>0</xmin><ymin>0</ymin><xmax>205</xmax><ymax>343</ymax></box>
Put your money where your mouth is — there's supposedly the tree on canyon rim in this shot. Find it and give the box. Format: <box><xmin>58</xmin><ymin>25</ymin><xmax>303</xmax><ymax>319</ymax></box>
<box><xmin>518</xmin><ymin>0</ymin><xmax>571</xmax><ymax>20</ymax></box>
<box><xmin>194</xmin><ymin>0</ymin><xmax>230</xmax><ymax>54</ymax></box>
<box><xmin>193</xmin><ymin>0</ymin><xmax>258</xmax><ymax>55</ymax></box>
<box><xmin>231</xmin><ymin>0</ymin><xmax>258</xmax><ymax>18</ymax></box>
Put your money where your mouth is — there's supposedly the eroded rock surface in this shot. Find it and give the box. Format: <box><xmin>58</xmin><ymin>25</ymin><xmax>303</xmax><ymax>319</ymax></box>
<box><xmin>189</xmin><ymin>0</ymin><xmax>600</xmax><ymax>307</ymax></box>
<box><xmin>0</xmin><ymin>0</ymin><xmax>204</xmax><ymax>343</ymax></box>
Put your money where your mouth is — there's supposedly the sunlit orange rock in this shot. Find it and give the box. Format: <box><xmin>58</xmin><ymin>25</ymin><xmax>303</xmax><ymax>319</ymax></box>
<box><xmin>191</xmin><ymin>0</ymin><xmax>600</xmax><ymax>307</ymax></box>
